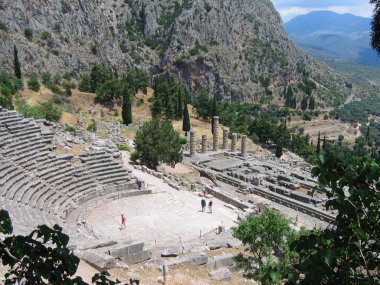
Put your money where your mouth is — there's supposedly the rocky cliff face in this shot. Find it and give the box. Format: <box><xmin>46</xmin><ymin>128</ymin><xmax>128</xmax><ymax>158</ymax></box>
<box><xmin>0</xmin><ymin>0</ymin><xmax>347</xmax><ymax>104</ymax></box>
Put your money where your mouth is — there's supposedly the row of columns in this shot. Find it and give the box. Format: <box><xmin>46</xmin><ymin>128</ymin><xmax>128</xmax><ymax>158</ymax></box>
<box><xmin>189</xmin><ymin>116</ymin><xmax>247</xmax><ymax>156</ymax></box>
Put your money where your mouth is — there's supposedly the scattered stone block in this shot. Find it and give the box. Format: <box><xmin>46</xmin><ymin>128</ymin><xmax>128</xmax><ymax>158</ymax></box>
<box><xmin>210</xmin><ymin>267</ymin><xmax>232</xmax><ymax>281</ymax></box>
<box><xmin>108</xmin><ymin>242</ymin><xmax>144</xmax><ymax>258</ymax></box>
<box><xmin>208</xmin><ymin>253</ymin><xmax>234</xmax><ymax>268</ymax></box>
<box><xmin>165</xmin><ymin>253</ymin><xmax>208</xmax><ymax>267</ymax></box>
<box><xmin>74</xmin><ymin>249</ymin><xmax>117</xmax><ymax>271</ymax></box>
<box><xmin>161</xmin><ymin>246</ymin><xmax>183</xmax><ymax>257</ymax></box>
<box><xmin>120</xmin><ymin>250</ymin><xmax>151</xmax><ymax>264</ymax></box>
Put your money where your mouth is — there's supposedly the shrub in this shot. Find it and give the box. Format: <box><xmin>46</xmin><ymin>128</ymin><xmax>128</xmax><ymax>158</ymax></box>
<box><xmin>189</xmin><ymin>48</ymin><xmax>199</xmax><ymax>56</ymax></box>
<box><xmin>179</xmin><ymin>137</ymin><xmax>187</xmax><ymax>144</ymax></box>
<box><xmin>130</xmin><ymin>150</ymin><xmax>140</xmax><ymax>162</ymax></box>
<box><xmin>0</xmin><ymin>21</ymin><xmax>7</xmax><ymax>31</ymax></box>
<box><xmin>41</xmin><ymin>31</ymin><xmax>51</xmax><ymax>40</ymax></box>
<box><xmin>41</xmin><ymin>72</ymin><xmax>52</xmax><ymax>84</ymax></box>
<box><xmin>64</xmin><ymin>125</ymin><xmax>76</xmax><ymax>132</ymax></box>
<box><xmin>90</xmin><ymin>44</ymin><xmax>97</xmax><ymax>55</ymax></box>
<box><xmin>114</xmin><ymin>110</ymin><xmax>119</xmax><ymax>117</ymax></box>
<box><xmin>27</xmin><ymin>75</ymin><xmax>40</xmax><ymax>91</ymax></box>
<box><xmin>87</xmin><ymin>119</ymin><xmax>97</xmax><ymax>132</ymax></box>
<box><xmin>117</xmin><ymin>143</ymin><xmax>131</xmax><ymax>151</ymax></box>
<box><xmin>136</xmin><ymin>98</ymin><xmax>144</xmax><ymax>107</ymax></box>
<box><xmin>61</xmin><ymin>0</ymin><xmax>71</xmax><ymax>13</ymax></box>
<box><xmin>24</xmin><ymin>28</ymin><xmax>33</xmax><ymax>40</ymax></box>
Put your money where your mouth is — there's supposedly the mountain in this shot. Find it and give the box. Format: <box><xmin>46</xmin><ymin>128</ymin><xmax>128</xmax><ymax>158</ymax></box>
<box><xmin>0</xmin><ymin>0</ymin><xmax>348</xmax><ymax>105</ymax></box>
<box><xmin>285</xmin><ymin>11</ymin><xmax>380</xmax><ymax>67</ymax></box>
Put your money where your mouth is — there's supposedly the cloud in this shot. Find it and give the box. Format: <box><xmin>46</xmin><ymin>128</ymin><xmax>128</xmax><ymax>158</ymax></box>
<box><xmin>271</xmin><ymin>0</ymin><xmax>374</xmax><ymax>22</ymax></box>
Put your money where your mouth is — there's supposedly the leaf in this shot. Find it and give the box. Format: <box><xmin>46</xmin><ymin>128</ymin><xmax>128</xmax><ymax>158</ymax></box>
<box><xmin>0</xmin><ymin>210</ymin><xmax>13</xmax><ymax>234</ymax></box>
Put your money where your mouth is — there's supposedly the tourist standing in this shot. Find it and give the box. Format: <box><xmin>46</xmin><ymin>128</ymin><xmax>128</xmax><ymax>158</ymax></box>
<box><xmin>208</xmin><ymin>200</ymin><xmax>213</xmax><ymax>213</ymax></box>
<box><xmin>201</xmin><ymin>198</ymin><xmax>206</xmax><ymax>212</ymax></box>
<box><xmin>121</xmin><ymin>214</ymin><xmax>126</xmax><ymax>229</ymax></box>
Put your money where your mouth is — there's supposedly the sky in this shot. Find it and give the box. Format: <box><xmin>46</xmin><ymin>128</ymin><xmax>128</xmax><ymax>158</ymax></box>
<box><xmin>271</xmin><ymin>0</ymin><xmax>374</xmax><ymax>22</ymax></box>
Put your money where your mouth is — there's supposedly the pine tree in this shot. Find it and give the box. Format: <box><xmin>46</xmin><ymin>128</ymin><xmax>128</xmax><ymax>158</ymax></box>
<box><xmin>13</xmin><ymin>45</ymin><xmax>22</xmax><ymax>79</ymax></box>
<box><xmin>122</xmin><ymin>88</ymin><xmax>132</xmax><ymax>125</ymax></box>
<box><xmin>177</xmin><ymin>86</ymin><xmax>183</xmax><ymax>119</ymax></box>
<box><xmin>316</xmin><ymin>131</ymin><xmax>321</xmax><ymax>154</ymax></box>
<box><xmin>182</xmin><ymin>101</ymin><xmax>191</xmax><ymax>136</ymax></box>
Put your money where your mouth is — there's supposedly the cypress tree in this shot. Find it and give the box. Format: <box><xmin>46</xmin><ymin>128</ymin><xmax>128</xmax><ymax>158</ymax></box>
<box><xmin>300</xmin><ymin>96</ymin><xmax>308</xmax><ymax>111</ymax></box>
<box><xmin>309</xmin><ymin>96</ymin><xmax>315</xmax><ymax>110</ymax></box>
<box><xmin>13</xmin><ymin>45</ymin><xmax>22</xmax><ymax>79</ymax></box>
<box><xmin>365</xmin><ymin>125</ymin><xmax>370</xmax><ymax>143</ymax></box>
<box><xmin>122</xmin><ymin>88</ymin><xmax>132</xmax><ymax>125</ymax></box>
<box><xmin>177</xmin><ymin>86</ymin><xmax>183</xmax><ymax>119</ymax></box>
<box><xmin>182</xmin><ymin>101</ymin><xmax>191</xmax><ymax>136</ymax></box>
<box><xmin>275</xmin><ymin>143</ymin><xmax>283</xmax><ymax>158</ymax></box>
<box><xmin>322</xmin><ymin>135</ymin><xmax>326</xmax><ymax>151</ymax></box>
<box><xmin>211</xmin><ymin>94</ymin><xmax>217</xmax><ymax>134</ymax></box>
<box><xmin>316</xmin><ymin>131</ymin><xmax>321</xmax><ymax>154</ymax></box>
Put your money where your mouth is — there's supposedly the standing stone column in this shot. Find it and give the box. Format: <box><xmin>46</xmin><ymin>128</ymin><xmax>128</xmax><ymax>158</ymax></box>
<box><xmin>231</xmin><ymin>133</ymin><xmax>237</xmax><ymax>152</ymax></box>
<box><xmin>190</xmin><ymin>130</ymin><xmax>196</xmax><ymax>157</ymax></box>
<box><xmin>212</xmin><ymin>116</ymin><xmax>219</xmax><ymax>151</ymax></box>
<box><xmin>202</xmin><ymin>135</ymin><xmax>208</xmax><ymax>153</ymax></box>
<box><xmin>241</xmin><ymin>135</ymin><xmax>247</xmax><ymax>156</ymax></box>
<box><xmin>222</xmin><ymin>128</ymin><xmax>228</xmax><ymax>150</ymax></box>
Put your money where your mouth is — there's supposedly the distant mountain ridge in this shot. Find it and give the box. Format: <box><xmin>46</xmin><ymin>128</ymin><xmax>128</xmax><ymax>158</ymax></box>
<box><xmin>285</xmin><ymin>11</ymin><xmax>380</xmax><ymax>67</ymax></box>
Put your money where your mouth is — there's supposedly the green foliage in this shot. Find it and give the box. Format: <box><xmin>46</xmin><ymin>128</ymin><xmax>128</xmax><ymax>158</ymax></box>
<box><xmin>27</xmin><ymin>75</ymin><xmax>40</xmax><ymax>92</ymax></box>
<box><xmin>130</xmin><ymin>150</ymin><xmax>140</xmax><ymax>162</ymax></box>
<box><xmin>79</xmin><ymin>74</ymin><xmax>91</xmax><ymax>92</ymax></box>
<box><xmin>64</xmin><ymin>125</ymin><xmax>76</xmax><ymax>132</ymax></box>
<box><xmin>370</xmin><ymin>0</ymin><xmax>380</xmax><ymax>54</ymax></box>
<box><xmin>158</xmin><ymin>0</ymin><xmax>192</xmax><ymax>29</ymax></box>
<box><xmin>0</xmin><ymin>70</ymin><xmax>23</xmax><ymax>110</ymax></box>
<box><xmin>41</xmin><ymin>72</ymin><xmax>52</xmax><ymax>85</ymax></box>
<box><xmin>204</xmin><ymin>1</ymin><xmax>212</xmax><ymax>12</ymax></box>
<box><xmin>13</xmin><ymin>45</ymin><xmax>22</xmax><ymax>79</ymax></box>
<box><xmin>87</xmin><ymin>119</ymin><xmax>97</xmax><ymax>132</ymax></box>
<box><xmin>122</xmin><ymin>89</ymin><xmax>132</xmax><ymax>125</ymax></box>
<box><xmin>233</xmin><ymin>208</ymin><xmax>300</xmax><ymax>284</ymax></box>
<box><xmin>0</xmin><ymin>20</ymin><xmax>7</xmax><ymax>31</ymax></box>
<box><xmin>182</xmin><ymin>103</ymin><xmax>191</xmax><ymax>134</ymax></box>
<box><xmin>150</xmin><ymin>76</ymin><xmax>189</xmax><ymax>120</ymax></box>
<box><xmin>134</xmin><ymin>119</ymin><xmax>183</xmax><ymax>169</ymax></box>
<box><xmin>78</xmin><ymin>65</ymin><xmax>148</xmax><ymax>105</ymax></box>
<box><xmin>61</xmin><ymin>0</ymin><xmax>72</xmax><ymax>14</ymax></box>
<box><xmin>0</xmin><ymin>209</ymin><xmax>139</xmax><ymax>284</ymax></box>
<box><xmin>24</xmin><ymin>28</ymin><xmax>33</xmax><ymax>40</ymax></box>
<box><xmin>193</xmin><ymin>91</ymin><xmax>213</xmax><ymax>120</ymax></box>
<box><xmin>117</xmin><ymin>143</ymin><xmax>131</xmax><ymax>151</ymax></box>
<box><xmin>286</xmin><ymin>155</ymin><xmax>380</xmax><ymax>284</ymax></box>
<box><xmin>189</xmin><ymin>40</ymin><xmax>208</xmax><ymax>56</ymax></box>
<box><xmin>177</xmin><ymin>87</ymin><xmax>183</xmax><ymax>119</ymax></box>
<box><xmin>179</xmin><ymin>137</ymin><xmax>187</xmax><ymax>144</ymax></box>
<box><xmin>41</xmin><ymin>31</ymin><xmax>51</xmax><ymax>40</ymax></box>
<box><xmin>275</xmin><ymin>142</ymin><xmax>283</xmax><ymax>158</ymax></box>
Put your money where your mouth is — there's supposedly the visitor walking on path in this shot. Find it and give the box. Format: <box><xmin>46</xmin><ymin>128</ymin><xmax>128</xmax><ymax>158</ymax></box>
<box><xmin>201</xmin><ymin>198</ymin><xmax>206</xmax><ymax>212</ymax></box>
<box><xmin>208</xmin><ymin>200</ymin><xmax>213</xmax><ymax>213</ymax></box>
<box><xmin>121</xmin><ymin>214</ymin><xmax>126</xmax><ymax>229</ymax></box>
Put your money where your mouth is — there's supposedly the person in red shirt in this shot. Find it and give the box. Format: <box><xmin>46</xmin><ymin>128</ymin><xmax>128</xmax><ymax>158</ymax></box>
<box><xmin>208</xmin><ymin>200</ymin><xmax>213</xmax><ymax>213</ymax></box>
<box><xmin>121</xmin><ymin>214</ymin><xmax>126</xmax><ymax>229</ymax></box>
